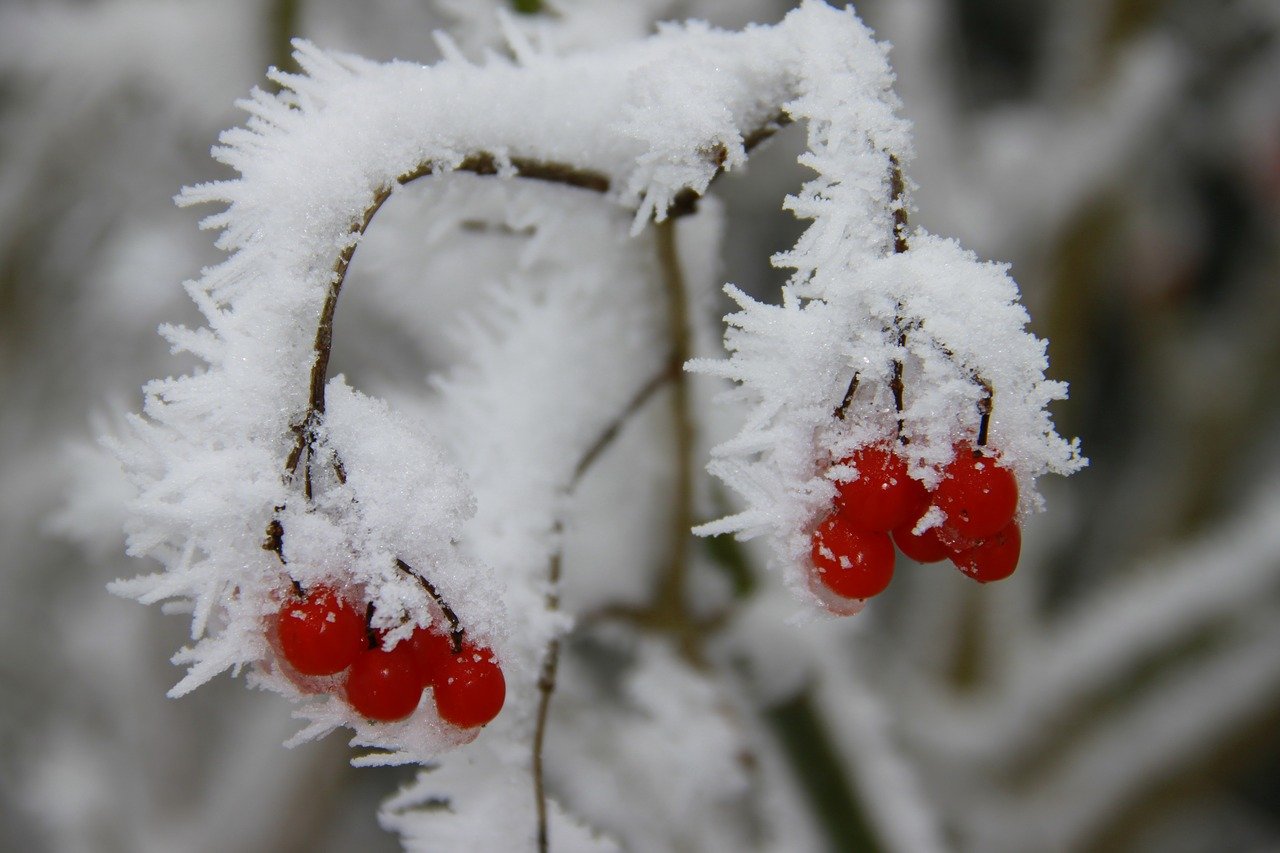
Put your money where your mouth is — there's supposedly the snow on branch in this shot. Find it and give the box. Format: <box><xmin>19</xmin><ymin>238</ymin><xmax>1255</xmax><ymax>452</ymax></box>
<box><xmin>112</xmin><ymin>0</ymin><xmax>919</xmax><ymax>742</ymax></box>
<box><xmin>105</xmin><ymin>1</ymin><xmax>1084</xmax><ymax>846</ymax></box>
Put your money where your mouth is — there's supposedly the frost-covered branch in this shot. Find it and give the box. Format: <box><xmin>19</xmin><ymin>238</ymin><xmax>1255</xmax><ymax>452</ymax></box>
<box><xmin>101</xmin><ymin>1</ymin><xmax>1086</xmax><ymax>848</ymax></box>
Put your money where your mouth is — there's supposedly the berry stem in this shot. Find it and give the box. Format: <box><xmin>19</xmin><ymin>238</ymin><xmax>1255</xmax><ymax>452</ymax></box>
<box><xmin>834</xmin><ymin>372</ymin><xmax>860</xmax><ymax>420</ymax></box>
<box><xmin>395</xmin><ymin>558</ymin><xmax>464</xmax><ymax>652</ymax></box>
<box><xmin>976</xmin><ymin>377</ymin><xmax>993</xmax><ymax>448</ymax></box>
<box><xmin>889</xmin><ymin>154</ymin><xmax>908</xmax><ymax>255</ymax></box>
<box><xmin>364</xmin><ymin>602</ymin><xmax>377</xmax><ymax>650</ymax></box>
<box><xmin>262</xmin><ymin>517</ymin><xmax>285</xmax><ymax>562</ymax></box>
<box><xmin>890</xmin><ymin>329</ymin><xmax>907</xmax><ymax>441</ymax></box>
<box><xmin>889</xmin><ymin>156</ymin><xmax>909</xmax><ymax>442</ymax></box>
<box><xmin>835</xmin><ymin>155</ymin><xmax>910</xmax><ymax>430</ymax></box>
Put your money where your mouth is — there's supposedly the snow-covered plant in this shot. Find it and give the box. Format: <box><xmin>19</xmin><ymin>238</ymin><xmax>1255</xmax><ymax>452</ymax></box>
<box><xmin>105</xmin><ymin>0</ymin><xmax>1082</xmax><ymax>848</ymax></box>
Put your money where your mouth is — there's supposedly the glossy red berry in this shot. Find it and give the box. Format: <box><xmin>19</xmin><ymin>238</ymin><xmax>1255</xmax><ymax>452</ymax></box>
<box><xmin>432</xmin><ymin>644</ymin><xmax>506</xmax><ymax>729</ymax></box>
<box><xmin>891</xmin><ymin>514</ymin><xmax>951</xmax><ymax>564</ymax></box>
<box><xmin>951</xmin><ymin>522</ymin><xmax>1021</xmax><ymax>583</ymax></box>
<box><xmin>345</xmin><ymin>642</ymin><xmax>424</xmax><ymax>721</ymax></box>
<box><xmin>810</xmin><ymin>513</ymin><xmax>895</xmax><ymax>600</ymax></box>
<box><xmin>834</xmin><ymin>444</ymin><xmax>919</xmax><ymax>532</ymax></box>
<box><xmin>933</xmin><ymin>444</ymin><xmax>1018</xmax><ymax>539</ymax></box>
<box><xmin>276</xmin><ymin>585</ymin><xmax>366</xmax><ymax>676</ymax></box>
<box><xmin>407</xmin><ymin>625</ymin><xmax>457</xmax><ymax>685</ymax></box>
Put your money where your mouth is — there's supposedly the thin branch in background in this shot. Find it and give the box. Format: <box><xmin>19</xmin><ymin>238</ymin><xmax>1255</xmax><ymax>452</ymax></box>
<box><xmin>651</xmin><ymin>217</ymin><xmax>699</xmax><ymax>661</ymax></box>
<box><xmin>531</xmin><ymin>358</ymin><xmax>678</xmax><ymax>851</ymax></box>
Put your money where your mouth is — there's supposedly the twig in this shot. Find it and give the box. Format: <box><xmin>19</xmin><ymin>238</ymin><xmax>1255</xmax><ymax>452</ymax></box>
<box><xmin>889</xmin><ymin>157</ymin><xmax>909</xmax><ymax>441</ymax></box>
<box><xmin>652</xmin><ymin>218</ymin><xmax>698</xmax><ymax>661</ymax></box>
<box><xmin>976</xmin><ymin>379</ymin><xmax>993</xmax><ymax>449</ymax></box>
<box><xmin>889</xmin><ymin>154</ymin><xmax>909</xmax><ymax>255</ymax></box>
<box><xmin>834</xmin><ymin>155</ymin><xmax>910</xmax><ymax>427</ymax></box>
<box><xmin>834</xmin><ymin>372</ymin><xmax>861</xmax><ymax>420</ymax></box>
<box><xmin>532</xmin><ymin>561</ymin><xmax>560</xmax><ymax>853</ymax></box>
<box><xmin>531</xmin><ymin>359</ymin><xmax>677</xmax><ymax>852</ymax></box>
<box><xmin>396</xmin><ymin>559</ymin><xmax>464</xmax><ymax>650</ymax></box>
<box><xmin>285</xmin><ymin>114</ymin><xmax>789</xmax><ymax>480</ymax></box>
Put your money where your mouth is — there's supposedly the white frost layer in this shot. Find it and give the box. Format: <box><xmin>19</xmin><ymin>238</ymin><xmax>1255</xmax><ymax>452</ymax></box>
<box><xmin>111</xmin><ymin>0</ymin><xmax>921</xmax><ymax>762</ymax></box>
<box><xmin>693</xmin><ymin>233</ymin><xmax>1085</xmax><ymax>600</ymax></box>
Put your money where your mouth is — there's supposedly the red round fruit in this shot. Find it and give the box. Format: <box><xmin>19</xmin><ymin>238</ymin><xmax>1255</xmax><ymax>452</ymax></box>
<box><xmin>891</xmin><ymin>514</ymin><xmax>951</xmax><ymax>564</ymax></box>
<box><xmin>933</xmin><ymin>445</ymin><xmax>1018</xmax><ymax>539</ymax></box>
<box><xmin>810</xmin><ymin>513</ymin><xmax>895</xmax><ymax>600</ymax></box>
<box><xmin>834</xmin><ymin>444</ymin><xmax>919</xmax><ymax>533</ymax></box>
<box><xmin>276</xmin><ymin>584</ymin><xmax>367</xmax><ymax>676</ymax></box>
<box><xmin>345</xmin><ymin>643</ymin><xmax>424</xmax><ymax>721</ymax></box>
<box><xmin>407</xmin><ymin>625</ymin><xmax>457</xmax><ymax>686</ymax></box>
<box><xmin>432</xmin><ymin>644</ymin><xmax>506</xmax><ymax>729</ymax></box>
<box><xmin>951</xmin><ymin>522</ymin><xmax>1021</xmax><ymax>583</ymax></box>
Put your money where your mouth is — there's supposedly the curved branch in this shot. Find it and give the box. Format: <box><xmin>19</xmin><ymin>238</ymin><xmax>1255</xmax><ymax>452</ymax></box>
<box><xmin>287</xmin><ymin>114</ymin><xmax>788</xmax><ymax>473</ymax></box>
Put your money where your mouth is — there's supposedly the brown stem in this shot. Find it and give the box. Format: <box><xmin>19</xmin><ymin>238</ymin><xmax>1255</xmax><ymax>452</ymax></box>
<box><xmin>834</xmin><ymin>372</ymin><xmax>860</xmax><ymax>420</ymax></box>
<box><xmin>652</xmin><ymin>218</ymin><xmax>698</xmax><ymax>661</ymax></box>
<box><xmin>889</xmin><ymin>157</ymin><xmax>909</xmax><ymax>441</ymax></box>
<box><xmin>532</xmin><ymin>575</ymin><xmax>560</xmax><ymax>853</ymax></box>
<box><xmin>833</xmin><ymin>155</ymin><xmax>910</xmax><ymax>426</ymax></box>
<box><xmin>396</xmin><ymin>558</ymin><xmax>464</xmax><ymax>650</ymax></box>
<box><xmin>263</xmin><ymin>518</ymin><xmax>285</xmax><ymax>561</ymax></box>
<box><xmin>364</xmin><ymin>602</ymin><xmax>378</xmax><ymax>649</ymax></box>
<box><xmin>531</xmin><ymin>360</ymin><xmax>677</xmax><ymax>852</ymax></box>
<box><xmin>976</xmin><ymin>378</ymin><xmax>993</xmax><ymax>449</ymax></box>
<box><xmin>890</xmin><ymin>336</ymin><xmax>907</xmax><ymax>442</ymax></box>
<box><xmin>286</xmin><ymin>115</ymin><xmax>788</xmax><ymax>483</ymax></box>
<box><xmin>889</xmin><ymin>154</ymin><xmax>909</xmax><ymax>255</ymax></box>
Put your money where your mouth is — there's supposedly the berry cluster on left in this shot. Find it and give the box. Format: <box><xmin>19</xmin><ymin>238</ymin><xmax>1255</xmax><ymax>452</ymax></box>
<box><xmin>274</xmin><ymin>584</ymin><xmax>505</xmax><ymax>727</ymax></box>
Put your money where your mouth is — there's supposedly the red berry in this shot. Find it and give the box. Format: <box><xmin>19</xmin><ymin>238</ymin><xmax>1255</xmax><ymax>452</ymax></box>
<box><xmin>891</xmin><ymin>514</ymin><xmax>951</xmax><ymax>564</ymax></box>
<box><xmin>951</xmin><ymin>522</ymin><xmax>1021</xmax><ymax>583</ymax></box>
<box><xmin>276</xmin><ymin>585</ymin><xmax>367</xmax><ymax>676</ymax></box>
<box><xmin>345</xmin><ymin>643</ymin><xmax>424</xmax><ymax>721</ymax></box>
<box><xmin>810</xmin><ymin>513</ymin><xmax>895</xmax><ymax>600</ymax></box>
<box><xmin>933</xmin><ymin>444</ymin><xmax>1018</xmax><ymax>539</ymax></box>
<box><xmin>432</xmin><ymin>644</ymin><xmax>506</xmax><ymax>729</ymax></box>
<box><xmin>834</xmin><ymin>444</ymin><xmax>920</xmax><ymax>532</ymax></box>
<box><xmin>407</xmin><ymin>625</ymin><xmax>457</xmax><ymax>686</ymax></box>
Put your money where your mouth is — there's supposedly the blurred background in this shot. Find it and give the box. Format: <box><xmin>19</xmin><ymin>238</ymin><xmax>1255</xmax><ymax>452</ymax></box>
<box><xmin>1</xmin><ymin>0</ymin><xmax>1278</xmax><ymax>850</ymax></box>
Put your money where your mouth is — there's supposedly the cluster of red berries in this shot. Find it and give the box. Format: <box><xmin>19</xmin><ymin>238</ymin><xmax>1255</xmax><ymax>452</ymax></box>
<box><xmin>809</xmin><ymin>440</ymin><xmax>1021</xmax><ymax>608</ymax></box>
<box><xmin>274</xmin><ymin>584</ymin><xmax>505</xmax><ymax>727</ymax></box>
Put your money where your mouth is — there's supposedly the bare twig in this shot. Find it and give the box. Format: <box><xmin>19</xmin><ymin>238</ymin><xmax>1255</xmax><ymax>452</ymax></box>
<box><xmin>834</xmin><ymin>372</ymin><xmax>861</xmax><ymax>420</ymax></box>
<box><xmin>531</xmin><ymin>359</ymin><xmax>677</xmax><ymax>852</ymax></box>
<box><xmin>652</xmin><ymin>218</ymin><xmax>698</xmax><ymax>660</ymax></box>
<box><xmin>889</xmin><ymin>154</ymin><xmax>909</xmax><ymax>255</ymax></box>
<box><xmin>834</xmin><ymin>155</ymin><xmax>910</xmax><ymax>426</ymax></box>
<box><xmin>396</xmin><ymin>559</ymin><xmax>464</xmax><ymax>650</ymax></box>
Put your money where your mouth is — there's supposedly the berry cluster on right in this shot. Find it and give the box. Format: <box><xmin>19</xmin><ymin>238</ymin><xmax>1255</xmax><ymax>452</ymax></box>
<box><xmin>809</xmin><ymin>440</ymin><xmax>1022</xmax><ymax>612</ymax></box>
<box><xmin>275</xmin><ymin>584</ymin><xmax>506</xmax><ymax>728</ymax></box>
